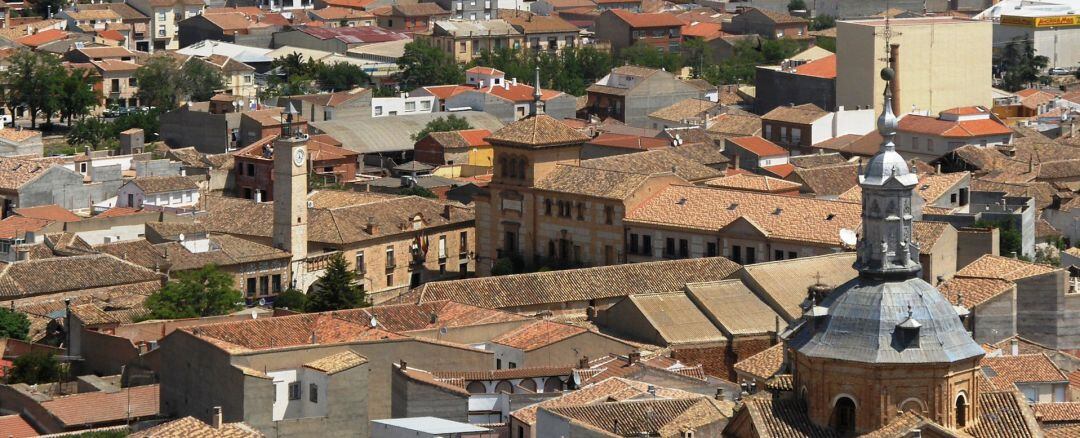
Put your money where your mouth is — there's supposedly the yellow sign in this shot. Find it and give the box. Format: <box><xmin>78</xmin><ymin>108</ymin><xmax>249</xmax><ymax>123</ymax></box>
<box><xmin>1000</xmin><ymin>14</ymin><xmax>1080</xmax><ymax>28</ymax></box>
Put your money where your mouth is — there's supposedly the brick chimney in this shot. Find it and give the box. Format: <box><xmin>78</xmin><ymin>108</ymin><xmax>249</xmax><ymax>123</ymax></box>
<box><xmin>627</xmin><ymin>351</ymin><xmax>641</xmax><ymax>365</ymax></box>
<box><xmin>366</xmin><ymin>216</ymin><xmax>378</xmax><ymax>235</ymax></box>
<box><xmin>578</xmin><ymin>355</ymin><xmax>590</xmax><ymax>369</ymax></box>
<box><xmin>441</xmin><ymin>204</ymin><xmax>452</xmax><ymax>219</ymax></box>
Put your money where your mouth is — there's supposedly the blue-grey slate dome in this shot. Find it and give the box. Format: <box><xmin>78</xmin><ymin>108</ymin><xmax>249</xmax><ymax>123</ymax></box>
<box><xmin>788</xmin><ymin>276</ymin><xmax>985</xmax><ymax>364</ymax></box>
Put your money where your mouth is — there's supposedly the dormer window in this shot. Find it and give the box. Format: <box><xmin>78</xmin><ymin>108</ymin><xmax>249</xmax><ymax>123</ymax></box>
<box><xmin>895</xmin><ymin>311</ymin><xmax>921</xmax><ymax>349</ymax></box>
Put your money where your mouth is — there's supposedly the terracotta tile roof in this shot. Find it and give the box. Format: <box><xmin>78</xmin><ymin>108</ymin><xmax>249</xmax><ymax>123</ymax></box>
<box><xmin>201</xmin><ymin>194</ymin><xmax>470</xmax><ymax>245</ymax></box>
<box><xmin>389</xmin><ymin>2</ymin><xmax>449</xmax><ymax>16</ymax></box>
<box><xmin>129</xmin><ymin>175</ymin><xmax>200</xmax><ymax>194</ymax></box>
<box><xmin>332</xmin><ymin>300</ymin><xmax>527</xmax><ymax>333</ymax></box>
<box><xmin>128</xmin><ymin>416</ymin><xmax>262</xmax><ymax>438</ymax></box>
<box><xmin>512</xmin><ymin>377</ymin><xmax>701</xmax><ymax>426</ymax></box>
<box><xmin>964</xmin><ymin>390</ymin><xmax>1043</xmax><ymax>437</ymax></box>
<box><xmin>242</xmin><ymin>108</ymin><xmax>307</xmax><ymax>127</ymax></box>
<box><xmin>157</xmin><ymin>235</ymin><xmax>290</xmax><ymax>271</ymax></box>
<box><xmin>0</xmin><ymin>156</ymin><xmax>56</xmax><ymax>192</ymax></box>
<box><xmin>982</xmin><ymin>353</ymin><xmax>1068</xmax><ymax>391</ymax></box>
<box><xmin>92</xmin><ymin>59</ymin><xmax>140</xmax><ymax>73</ymax></box>
<box><xmin>16</xmin><ymin>29</ymin><xmax>68</xmax><ymax>48</ymax></box>
<box><xmin>970</xmin><ymin>178</ymin><xmax>1055</xmax><ymax>210</ymax></box>
<box><xmin>578</xmin><ymin>149</ymin><xmax>723</xmax><ymax>182</ymax></box>
<box><xmin>426</xmin><ymin>129</ymin><xmax>492</xmax><ymax>149</ymax></box>
<box><xmin>420</xmin><ymin>84</ymin><xmax>474</xmax><ymax>101</ymax></box>
<box><xmin>395</xmin><ymin>364</ymin><xmax>470</xmax><ymax>395</ymax></box>
<box><xmin>304</xmin><ymin>350</ymin><xmax>368</xmax><ymax>374</ymax></box>
<box><xmin>648</xmin><ymin>98</ymin><xmax>719</xmax><ymax>124</ymax></box>
<box><xmin>938</xmin><ymin>276</ymin><xmax>1013</xmax><ymax>309</ymax></box>
<box><xmin>681</xmin><ymin>21</ymin><xmax>726</xmax><ymax>40</ymax></box>
<box><xmin>706</xmin><ymin>112</ymin><xmax>761</xmax><ymax>137</ymax></box>
<box><xmin>738</xmin><ymin>393</ymin><xmax>838</xmax><ymax>437</ymax></box>
<box><xmin>898</xmin><ymin>113</ymin><xmax>1012</xmax><ymax>138</ymax></box>
<box><xmin>184</xmin><ymin>312</ymin><xmax>406</xmax><ymax>353</ymax></box>
<box><xmin>542</xmin><ymin>397</ymin><xmax>732</xmax><ymax>436</ymax></box>
<box><xmin>790</xmin><ymin>163</ymin><xmax>859</xmax><ymax>196</ymax></box>
<box><xmin>466</xmin><ymin>66</ymin><xmax>503</xmax><ymax>75</ymax></box>
<box><xmin>491</xmin><ymin>320</ymin><xmax>586</xmax><ymax>351</ymax></box>
<box><xmin>432</xmin><ymin>365</ymin><xmax>573</xmax><ymax>382</ymax></box>
<box><xmin>792</xmin><ymin>54</ymin><xmax>837</xmax><ymax>78</ymax></box>
<box><xmin>761</xmin><ymin>163</ymin><xmax>793</xmax><ymax>177</ymax></box>
<box><xmin>621</xmin><ymin>292</ymin><xmax>728</xmax><ymax>344</ymax></box>
<box><xmin>504</xmin><ymin>14</ymin><xmax>579</xmax><ymax>33</ymax></box>
<box><xmin>0</xmin><ymin>127</ymin><xmax>42</xmax><ymax>142</ymax></box>
<box><xmin>733</xmin><ymin>343</ymin><xmax>783</xmax><ymax>379</ymax></box>
<box><xmin>761</xmin><ymin>103</ymin><xmax>828</xmax><ymax>124</ymax></box>
<box><xmin>486</xmin><ymin>115</ymin><xmax>590</xmax><ymax>148</ymax></box>
<box><xmin>295</xmin><ymin>25</ymin><xmax>410</xmax><ymax>43</ymax></box>
<box><xmin>534</xmin><ymin>165</ymin><xmax>659</xmax><ymax>200</ymax></box>
<box><xmin>1038</xmin><ymin>158</ymin><xmax>1080</xmax><ymax>180</ymax></box>
<box><xmin>1034</xmin><ymin>402</ymin><xmax>1080</xmax><ymax>423</ymax></box>
<box><xmin>728</xmin><ymin>136</ymin><xmax>787</xmax><ymax>157</ymax></box>
<box><xmin>789</xmin><ymin>153</ymin><xmax>848</xmax><ymax>169</ymax></box>
<box><xmin>410</xmin><ymin>256</ymin><xmax>742</xmax><ymax>309</ymax></box>
<box><xmin>288</xmin><ymin>89</ymin><xmax>367</xmax><ymax>108</ymax></box>
<box><xmin>627</xmin><ymin>185</ymin><xmax>861</xmax><ymax>245</ymax></box>
<box><xmin>670</xmin><ymin>141</ymin><xmax>729</xmax><ymax>166</ymax></box>
<box><xmin>309</xmin><ymin>6</ymin><xmax>374</xmax><ymax>20</ymax></box>
<box><xmin>683</xmin><ymin>279</ymin><xmax>781</xmax><ymax>336</ymax></box>
<box><xmin>0</xmin><ymin>414</ymin><xmax>37</xmax><ymax>437</ymax></box>
<box><xmin>912</xmin><ymin>220</ymin><xmax>950</xmax><ymax>254</ymax></box>
<box><xmin>704</xmin><ymin>173</ymin><xmax>801</xmax><ymax>193</ymax></box>
<box><xmin>585</xmin><ymin>133</ymin><xmax>669</xmax><ymax>151</ymax></box>
<box><xmin>320</xmin><ymin>0</ymin><xmax>376</xmax><ymax>8</ymax></box>
<box><xmin>478</xmin><ymin>82</ymin><xmax>564</xmax><ymax>104</ymax></box>
<box><xmin>0</xmin><ymin>253</ymin><xmax>161</xmax><ymax>299</ymax></box>
<box><xmin>915</xmin><ymin>171</ymin><xmax>968</xmax><ymax>204</ymax></box>
<box><xmin>863</xmin><ymin>411</ymin><xmax>964</xmax><ymax>438</ymax></box>
<box><xmin>1047</xmin><ymin>424</ymin><xmax>1080</xmax><ymax>438</ymax></box>
<box><xmin>14</xmin><ymin>204</ymin><xmax>80</xmax><ymax>222</ymax></box>
<box><xmin>608</xmin><ymin>9</ymin><xmax>684</xmax><ymax>28</ymax></box>
<box><xmin>955</xmin><ymin>254</ymin><xmax>1058</xmax><ymax>282</ymax></box>
<box><xmin>41</xmin><ymin>384</ymin><xmax>160</xmax><ymax>427</ymax></box>
<box><xmin>746</xmin><ymin>7</ymin><xmax>807</xmax><ymax>24</ymax></box>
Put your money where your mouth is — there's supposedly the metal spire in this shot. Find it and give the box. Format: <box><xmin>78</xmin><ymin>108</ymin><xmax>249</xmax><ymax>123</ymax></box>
<box><xmin>531</xmin><ymin>65</ymin><xmax>542</xmax><ymax>116</ymax></box>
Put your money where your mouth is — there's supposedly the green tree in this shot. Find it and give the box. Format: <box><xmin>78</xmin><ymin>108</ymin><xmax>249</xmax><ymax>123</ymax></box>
<box><xmin>975</xmin><ymin>219</ymin><xmax>1024</xmax><ymax>259</ymax></box>
<box><xmin>7</xmin><ymin>351</ymin><xmax>61</xmax><ymax>384</ymax></box>
<box><xmin>787</xmin><ymin>0</ymin><xmax>807</xmax><ymax>12</ymax></box>
<box><xmin>57</xmin><ymin>68</ymin><xmax>100</xmax><ymax>126</ymax></box>
<box><xmin>134</xmin><ymin>55</ymin><xmax>183</xmax><ymax>109</ymax></box>
<box><xmin>399</xmin><ymin>185</ymin><xmax>437</xmax><ymax>198</ymax></box>
<box><xmin>3</xmin><ymin>50</ymin><xmax>64</xmax><ymax>128</ymax></box>
<box><xmin>67</xmin><ymin>117</ymin><xmax>113</xmax><ymax>150</ymax></box>
<box><xmin>411</xmin><ymin>114</ymin><xmax>473</xmax><ymax>141</ymax></box>
<box><xmin>0</xmin><ymin>307</ymin><xmax>30</xmax><ymax>341</ymax></box>
<box><xmin>306</xmin><ymin>253</ymin><xmax>367</xmax><ymax>312</ymax></box>
<box><xmin>144</xmin><ymin>264</ymin><xmax>243</xmax><ymax>319</ymax></box>
<box><xmin>181</xmin><ymin>59</ymin><xmax>226</xmax><ymax>102</ymax></box>
<box><xmin>31</xmin><ymin>0</ymin><xmax>65</xmax><ymax>20</ymax></box>
<box><xmin>491</xmin><ymin>257</ymin><xmax>515</xmax><ymax>276</ymax></box>
<box><xmin>315</xmin><ymin>61</ymin><xmax>371</xmax><ymax>91</ymax></box>
<box><xmin>111</xmin><ymin>108</ymin><xmax>162</xmax><ymax>141</ymax></box>
<box><xmin>472</xmin><ymin>46</ymin><xmax>613</xmax><ymax>96</ymax></box>
<box><xmin>1000</xmin><ymin>38</ymin><xmax>1049</xmax><ymax>92</ymax></box>
<box><xmin>682</xmin><ymin>38</ymin><xmax>710</xmax><ymax>78</ymax></box>
<box><xmin>272</xmin><ymin>288</ymin><xmax>308</xmax><ymax>311</ymax></box>
<box><xmin>398</xmin><ymin>40</ymin><xmax>464</xmax><ymax>90</ymax></box>
<box><xmin>810</xmin><ymin>14</ymin><xmax>836</xmax><ymax>30</ymax></box>
<box><xmin>619</xmin><ymin>42</ymin><xmax>681</xmax><ymax>72</ymax></box>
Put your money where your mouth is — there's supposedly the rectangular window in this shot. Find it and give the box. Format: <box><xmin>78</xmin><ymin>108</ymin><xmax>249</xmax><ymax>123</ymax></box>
<box><xmin>309</xmin><ymin>383</ymin><xmax>318</xmax><ymax>403</ymax></box>
<box><xmin>386</xmin><ymin>273</ymin><xmax>393</xmax><ymax>286</ymax></box>
<box><xmin>272</xmin><ymin>274</ymin><xmax>282</xmax><ymax>293</ymax></box>
<box><xmin>496</xmin><ymin>358</ymin><xmax>502</xmax><ymax>369</ymax></box>
<box><xmin>706</xmin><ymin>242</ymin><xmax>717</xmax><ymax>257</ymax></box>
<box><xmin>374</xmin><ymin>106</ymin><xmax>383</xmax><ymax>116</ymax></box>
<box><xmin>732</xmin><ymin>245</ymin><xmax>742</xmax><ymax>263</ymax></box>
<box><xmin>788</xmin><ymin>251</ymin><xmax>797</xmax><ymax>259</ymax></box>
<box><xmin>259</xmin><ymin>276</ymin><xmax>269</xmax><ymax>296</ymax></box>
<box><xmin>386</xmin><ymin>245</ymin><xmax>395</xmax><ymax>268</ymax></box>
<box><xmin>438</xmin><ymin>235</ymin><xmax>447</xmax><ymax>258</ymax></box>
<box><xmin>460</xmin><ymin>260</ymin><xmax>468</xmax><ymax>278</ymax></box>
<box><xmin>775</xmin><ymin>250</ymin><xmax>784</xmax><ymax>260</ymax></box>
<box><xmin>665</xmin><ymin>238</ymin><xmax>675</xmax><ymax>257</ymax></box>
<box><xmin>110</xmin><ymin>78</ymin><xmax>120</xmax><ymax>93</ymax></box>
<box><xmin>246</xmin><ymin>163</ymin><xmax>254</xmax><ymax>176</ymax></box>
<box><xmin>246</xmin><ymin>278</ymin><xmax>256</xmax><ymax>297</ymax></box>
<box><xmin>678</xmin><ymin>239</ymin><xmax>689</xmax><ymax>258</ymax></box>
<box><xmin>129</xmin><ymin>77</ymin><xmax>137</xmax><ymax>87</ymax></box>
<box><xmin>604</xmin><ymin>205</ymin><xmax>614</xmax><ymax>225</ymax></box>
<box><xmin>356</xmin><ymin>251</ymin><xmax>365</xmax><ymax>273</ymax></box>
<box><xmin>629</xmin><ymin>233</ymin><xmax>639</xmax><ymax>254</ymax></box>
<box><xmin>459</xmin><ymin>231</ymin><xmax>468</xmax><ymax>254</ymax></box>
<box><xmin>405</xmin><ymin>101</ymin><xmax>416</xmax><ymax>111</ymax></box>
<box><xmin>642</xmin><ymin>235</ymin><xmax>652</xmax><ymax>256</ymax></box>
<box><xmin>746</xmin><ymin>247</ymin><xmax>756</xmax><ymax>264</ymax></box>
<box><xmin>288</xmin><ymin>382</ymin><xmax>300</xmax><ymax>400</ymax></box>
<box><xmin>509</xmin><ymin>362</ymin><xmax>517</xmax><ymax>369</ymax></box>
<box><xmin>421</xmin><ymin>100</ymin><xmax>431</xmax><ymax>111</ymax></box>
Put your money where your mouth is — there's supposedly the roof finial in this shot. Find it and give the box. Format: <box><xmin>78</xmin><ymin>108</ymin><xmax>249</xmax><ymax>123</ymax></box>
<box><xmin>531</xmin><ymin>65</ymin><xmax>542</xmax><ymax>116</ymax></box>
<box><xmin>878</xmin><ymin>68</ymin><xmax>898</xmax><ymax>152</ymax></box>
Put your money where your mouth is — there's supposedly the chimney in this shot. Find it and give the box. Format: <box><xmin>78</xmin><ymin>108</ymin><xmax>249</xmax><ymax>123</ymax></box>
<box><xmin>578</xmin><ymin>355</ymin><xmax>590</xmax><ymax>369</ymax></box>
<box><xmin>715</xmin><ymin>388</ymin><xmax>724</xmax><ymax>400</ymax></box>
<box><xmin>889</xmin><ymin>44</ymin><xmax>901</xmax><ymax>116</ymax></box>
<box><xmin>627</xmin><ymin>351</ymin><xmax>641</xmax><ymax>365</ymax></box>
<box><xmin>211</xmin><ymin>406</ymin><xmax>223</xmax><ymax>429</ymax></box>
<box><xmin>441</xmin><ymin>204</ymin><xmax>451</xmax><ymax>219</ymax></box>
<box><xmin>366</xmin><ymin>216</ymin><xmax>378</xmax><ymax>234</ymax></box>
<box><xmin>1010</xmin><ymin>338</ymin><xmax>1019</xmax><ymax>356</ymax></box>
<box><xmin>400</xmin><ymin>360</ymin><xmax>407</xmax><ymax>371</ymax></box>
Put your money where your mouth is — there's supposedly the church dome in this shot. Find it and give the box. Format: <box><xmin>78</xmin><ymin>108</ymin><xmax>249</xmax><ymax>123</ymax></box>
<box><xmin>789</xmin><ymin>276</ymin><xmax>985</xmax><ymax>364</ymax></box>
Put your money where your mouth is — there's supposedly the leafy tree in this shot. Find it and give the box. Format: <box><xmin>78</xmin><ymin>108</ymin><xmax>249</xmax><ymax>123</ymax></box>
<box><xmin>181</xmin><ymin>59</ymin><xmax>226</xmax><ymax>102</ymax></box>
<box><xmin>682</xmin><ymin>38</ymin><xmax>710</xmax><ymax>78</ymax></box>
<box><xmin>699</xmin><ymin>39</ymin><xmax>801</xmax><ymax>85</ymax></box>
<box><xmin>134</xmin><ymin>56</ymin><xmax>183</xmax><ymax>109</ymax></box>
<box><xmin>144</xmin><ymin>264</ymin><xmax>243</xmax><ymax>319</ymax></box>
<box><xmin>57</xmin><ymin>68</ymin><xmax>100</xmax><ymax>126</ymax></box>
<box><xmin>787</xmin><ymin>0</ymin><xmax>807</xmax><ymax>12</ymax></box>
<box><xmin>472</xmin><ymin>46</ymin><xmax>614</xmax><ymax>96</ymax></box>
<box><xmin>619</xmin><ymin>42</ymin><xmax>681</xmax><ymax>73</ymax></box>
<box><xmin>272</xmin><ymin>288</ymin><xmax>308</xmax><ymax>311</ymax></box>
<box><xmin>7</xmin><ymin>351</ymin><xmax>61</xmax><ymax>384</ymax></box>
<box><xmin>999</xmin><ymin>38</ymin><xmax>1049</xmax><ymax>92</ymax></box>
<box><xmin>398</xmin><ymin>40</ymin><xmax>464</xmax><ymax>90</ymax></box>
<box><xmin>67</xmin><ymin>117</ymin><xmax>113</xmax><ymax>150</ymax></box>
<box><xmin>975</xmin><ymin>219</ymin><xmax>1024</xmax><ymax>259</ymax></box>
<box><xmin>3</xmin><ymin>50</ymin><xmax>65</xmax><ymax>128</ymax></box>
<box><xmin>111</xmin><ymin>108</ymin><xmax>162</xmax><ymax>141</ymax></box>
<box><xmin>0</xmin><ymin>307</ymin><xmax>29</xmax><ymax>341</ymax></box>
<box><xmin>306</xmin><ymin>253</ymin><xmax>367</xmax><ymax>312</ymax></box>
<box><xmin>810</xmin><ymin>14</ymin><xmax>836</xmax><ymax>31</ymax></box>
<box><xmin>315</xmin><ymin>61</ymin><xmax>371</xmax><ymax>91</ymax></box>
<box><xmin>491</xmin><ymin>257</ymin><xmax>515</xmax><ymax>276</ymax></box>
<box><xmin>411</xmin><ymin>114</ymin><xmax>473</xmax><ymax>141</ymax></box>
<box><xmin>399</xmin><ymin>185</ymin><xmax>437</xmax><ymax>198</ymax></box>
<box><xmin>31</xmin><ymin>0</ymin><xmax>65</xmax><ymax>20</ymax></box>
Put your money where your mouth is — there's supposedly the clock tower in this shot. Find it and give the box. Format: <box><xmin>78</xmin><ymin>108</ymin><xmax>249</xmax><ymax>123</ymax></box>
<box><xmin>272</xmin><ymin>104</ymin><xmax>308</xmax><ymax>265</ymax></box>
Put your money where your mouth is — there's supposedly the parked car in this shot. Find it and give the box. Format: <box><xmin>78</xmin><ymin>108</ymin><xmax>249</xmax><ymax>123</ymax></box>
<box><xmin>1049</xmin><ymin>67</ymin><xmax>1070</xmax><ymax>76</ymax></box>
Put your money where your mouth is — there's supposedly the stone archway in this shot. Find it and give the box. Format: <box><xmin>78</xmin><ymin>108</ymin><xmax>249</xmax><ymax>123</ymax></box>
<box><xmin>956</xmin><ymin>392</ymin><xmax>968</xmax><ymax>428</ymax></box>
<box><xmin>830</xmin><ymin>396</ymin><xmax>857</xmax><ymax>435</ymax></box>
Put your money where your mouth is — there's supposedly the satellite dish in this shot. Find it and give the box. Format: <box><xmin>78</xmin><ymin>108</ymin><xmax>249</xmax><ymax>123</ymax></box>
<box><xmin>439</xmin><ymin>327</ymin><xmax>448</xmax><ymax>335</ymax></box>
<box><xmin>178</xmin><ymin>233</ymin><xmax>185</xmax><ymax>242</ymax></box>
<box><xmin>839</xmin><ymin>229</ymin><xmax>857</xmax><ymax>247</ymax></box>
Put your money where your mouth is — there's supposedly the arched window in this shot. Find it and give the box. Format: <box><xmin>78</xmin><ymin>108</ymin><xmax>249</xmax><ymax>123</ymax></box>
<box><xmin>517</xmin><ymin>159</ymin><xmax>527</xmax><ymax>180</ymax></box>
<box><xmin>956</xmin><ymin>393</ymin><xmax>968</xmax><ymax>428</ymax></box>
<box><xmin>548</xmin><ymin>240</ymin><xmax>556</xmax><ymax>258</ymax></box>
<box><xmin>466</xmin><ymin>381</ymin><xmax>487</xmax><ymax>394</ymax></box>
<box><xmin>830</xmin><ymin>396</ymin><xmax>857</xmax><ymax>435</ymax></box>
<box><xmin>899</xmin><ymin>398</ymin><xmax>926</xmax><ymax>414</ymax></box>
<box><xmin>499</xmin><ymin>157</ymin><xmax>508</xmax><ymax>177</ymax></box>
<box><xmin>517</xmin><ymin>378</ymin><xmax>537</xmax><ymax>393</ymax></box>
<box><xmin>494</xmin><ymin>380</ymin><xmax>513</xmax><ymax>394</ymax></box>
<box><xmin>544</xmin><ymin>199</ymin><xmax>553</xmax><ymax>215</ymax></box>
<box><xmin>543</xmin><ymin>377</ymin><xmax>563</xmax><ymax>392</ymax></box>
<box><xmin>508</xmin><ymin>158</ymin><xmax>518</xmax><ymax>178</ymax></box>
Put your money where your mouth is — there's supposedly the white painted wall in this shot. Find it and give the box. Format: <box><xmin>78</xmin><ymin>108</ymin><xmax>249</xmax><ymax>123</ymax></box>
<box><xmin>117</xmin><ymin>184</ymin><xmax>200</xmax><ymax>209</ymax></box>
<box><xmin>75</xmin><ymin>224</ymin><xmax>146</xmax><ymax>245</ymax></box>
<box><xmin>372</xmin><ymin>95</ymin><xmax>437</xmax><ymax>117</ymax></box>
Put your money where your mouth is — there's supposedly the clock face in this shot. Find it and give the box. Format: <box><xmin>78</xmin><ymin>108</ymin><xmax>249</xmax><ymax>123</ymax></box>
<box><xmin>293</xmin><ymin>148</ymin><xmax>305</xmax><ymax>167</ymax></box>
